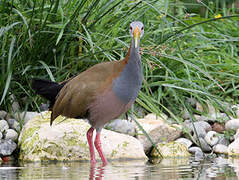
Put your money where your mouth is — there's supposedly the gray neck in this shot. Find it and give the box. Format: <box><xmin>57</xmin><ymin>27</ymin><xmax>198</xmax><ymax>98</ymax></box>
<box><xmin>112</xmin><ymin>38</ymin><xmax>143</xmax><ymax>103</ymax></box>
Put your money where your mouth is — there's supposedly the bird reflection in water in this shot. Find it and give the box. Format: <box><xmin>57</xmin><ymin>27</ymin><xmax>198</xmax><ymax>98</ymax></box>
<box><xmin>89</xmin><ymin>163</ymin><xmax>105</xmax><ymax>180</ymax></box>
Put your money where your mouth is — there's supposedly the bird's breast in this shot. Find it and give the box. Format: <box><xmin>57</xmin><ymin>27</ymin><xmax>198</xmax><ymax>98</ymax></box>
<box><xmin>112</xmin><ymin>59</ymin><xmax>142</xmax><ymax>103</ymax></box>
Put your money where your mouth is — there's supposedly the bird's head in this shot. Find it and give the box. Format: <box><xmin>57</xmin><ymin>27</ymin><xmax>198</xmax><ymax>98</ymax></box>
<box><xmin>129</xmin><ymin>21</ymin><xmax>144</xmax><ymax>48</ymax></box>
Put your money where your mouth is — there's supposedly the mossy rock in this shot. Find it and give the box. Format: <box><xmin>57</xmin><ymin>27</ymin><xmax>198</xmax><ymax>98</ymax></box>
<box><xmin>151</xmin><ymin>141</ymin><xmax>191</xmax><ymax>158</ymax></box>
<box><xmin>18</xmin><ymin>111</ymin><xmax>147</xmax><ymax>162</ymax></box>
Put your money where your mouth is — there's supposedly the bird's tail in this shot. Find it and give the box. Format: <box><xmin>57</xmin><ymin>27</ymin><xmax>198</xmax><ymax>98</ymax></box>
<box><xmin>32</xmin><ymin>79</ymin><xmax>66</xmax><ymax>108</ymax></box>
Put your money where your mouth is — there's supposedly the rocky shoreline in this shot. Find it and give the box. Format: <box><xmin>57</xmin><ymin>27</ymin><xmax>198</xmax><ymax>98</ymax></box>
<box><xmin>1</xmin><ymin>99</ymin><xmax>239</xmax><ymax>163</ymax></box>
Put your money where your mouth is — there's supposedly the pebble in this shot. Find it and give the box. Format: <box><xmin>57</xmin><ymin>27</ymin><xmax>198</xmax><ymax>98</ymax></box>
<box><xmin>18</xmin><ymin>111</ymin><xmax>39</xmax><ymax>125</ymax></box>
<box><xmin>186</xmin><ymin>98</ymin><xmax>197</xmax><ymax>107</ymax></box>
<box><xmin>182</xmin><ymin>109</ymin><xmax>190</xmax><ymax>120</ymax></box>
<box><xmin>39</xmin><ymin>103</ymin><xmax>49</xmax><ymax>111</ymax></box>
<box><xmin>199</xmin><ymin>137</ymin><xmax>212</xmax><ymax>152</ymax></box>
<box><xmin>228</xmin><ymin>139</ymin><xmax>239</xmax><ymax>156</ymax></box>
<box><xmin>212</xmin><ymin>122</ymin><xmax>225</xmax><ymax>133</ymax></box>
<box><xmin>0</xmin><ymin>111</ymin><xmax>7</xmax><ymax>119</ymax></box>
<box><xmin>188</xmin><ymin>146</ymin><xmax>204</xmax><ymax>160</ymax></box>
<box><xmin>4</xmin><ymin>129</ymin><xmax>18</xmax><ymax>141</ymax></box>
<box><xmin>0</xmin><ymin>120</ymin><xmax>9</xmax><ymax>133</ymax></box>
<box><xmin>185</xmin><ymin>121</ymin><xmax>207</xmax><ymax>138</ymax></box>
<box><xmin>213</xmin><ymin>144</ymin><xmax>228</xmax><ymax>154</ymax></box>
<box><xmin>175</xmin><ymin>138</ymin><xmax>192</xmax><ymax>149</ymax></box>
<box><xmin>7</xmin><ymin>119</ymin><xmax>20</xmax><ymax>132</ymax></box>
<box><xmin>0</xmin><ymin>139</ymin><xmax>17</xmax><ymax>156</ymax></box>
<box><xmin>196</xmin><ymin>102</ymin><xmax>203</xmax><ymax>113</ymax></box>
<box><xmin>10</xmin><ymin>94</ymin><xmax>20</xmax><ymax>113</ymax></box>
<box><xmin>106</xmin><ymin>119</ymin><xmax>135</xmax><ymax>136</ymax></box>
<box><xmin>218</xmin><ymin>136</ymin><xmax>230</xmax><ymax>146</ymax></box>
<box><xmin>234</xmin><ymin>129</ymin><xmax>239</xmax><ymax>140</ymax></box>
<box><xmin>204</xmin><ymin>131</ymin><xmax>219</xmax><ymax>146</ymax></box>
<box><xmin>225</xmin><ymin>119</ymin><xmax>239</xmax><ymax>131</ymax></box>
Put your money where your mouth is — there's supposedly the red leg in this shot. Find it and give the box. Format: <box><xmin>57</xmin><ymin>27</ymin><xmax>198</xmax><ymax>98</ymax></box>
<box><xmin>87</xmin><ymin>127</ymin><xmax>96</xmax><ymax>164</ymax></box>
<box><xmin>94</xmin><ymin>132</ymin><xmax>108</xmax><ymax>165</ymax></box>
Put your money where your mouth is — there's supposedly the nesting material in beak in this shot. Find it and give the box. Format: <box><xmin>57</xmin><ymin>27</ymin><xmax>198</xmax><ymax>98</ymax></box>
<box><xmin>133</xmin><ymin>26</ymin><xmax>141</xmax><ymax>48</ymax></box>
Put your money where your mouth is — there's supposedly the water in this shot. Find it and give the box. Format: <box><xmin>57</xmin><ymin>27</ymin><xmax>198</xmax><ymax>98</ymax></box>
<box><xmin>0</xmin><ymin>157</ymin><xmax>238</xmax><ymax>180</ymax></box>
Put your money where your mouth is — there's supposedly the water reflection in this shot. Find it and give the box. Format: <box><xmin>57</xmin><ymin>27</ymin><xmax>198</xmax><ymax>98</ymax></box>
<box><xmin>0</xmin><ymin>157</ymin><xmax>238</xmax><ymax>179</ymax></box>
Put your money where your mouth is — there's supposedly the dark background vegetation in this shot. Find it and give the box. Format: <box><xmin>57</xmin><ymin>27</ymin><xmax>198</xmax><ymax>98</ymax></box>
<box><xmin>1</xmin><ymin>0</ymin><xmax>239</xmax><ymax>121</ymax></box>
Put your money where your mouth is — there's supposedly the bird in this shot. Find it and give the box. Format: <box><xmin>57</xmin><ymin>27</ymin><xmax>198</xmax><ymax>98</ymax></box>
<box><xmin>32</xmin><ymin>21</ymin><xmax>144</xmax><ymax>165</ymax></box>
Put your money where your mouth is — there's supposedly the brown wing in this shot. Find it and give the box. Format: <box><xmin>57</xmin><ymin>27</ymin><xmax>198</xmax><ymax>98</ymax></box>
<box><xmin>50</xmin><ymin>60</ymin><xmax>126</xmax><ymax>124</ymax></box>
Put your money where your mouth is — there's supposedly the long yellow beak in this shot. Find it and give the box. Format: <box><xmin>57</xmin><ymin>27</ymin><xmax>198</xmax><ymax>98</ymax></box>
<box><xmin>133</xmin><ymin>26</ymin><xmax>140</xmax><ymax>48</ymax></box>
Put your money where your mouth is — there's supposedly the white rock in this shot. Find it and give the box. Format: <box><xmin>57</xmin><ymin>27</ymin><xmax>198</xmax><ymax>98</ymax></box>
<box><xmin>0</xmin><ymin>120</ymin><xmax>9</xmax><ymax>133</ymax></box>
<box><xmin>4</xmin><ymin>129</ymin><xmax>18</xmax><ymax>141</ymax></box>
<box><xmin>0</xmin><ymin>132</ymin><xmax>2</xmax><ymax>139</ymax></box>
<box><xmin>225</xmin><ymin>119</ymin><xmax>239</xmax><ymax>131</ymax></box>
<box><xmin>234</xmin><ymin>129</ymin><xmax>239</xmax><ymax>140</ymax></box>
<box><xmin>213</xmin><ymin>144</ymin><xmax>228</xmax><ymax>154</ymax></box>
<box><xmin>204</xmin><ymin>131</ymin><xmax>219</xmax><ymax>146</ymax></box>
<box><xmin>144</xmin><ymin>113</ymin><xmax>168</xmax><ymax>122</ymax></box>
<box><xmin>136</xmin><ymin>117</ymin><xmax>182</xmax><ymax>153</ymax></box>
<box><xmin>18</xmin><ymin>111</ymin><xmax>39</xmax><ymax>125</ymax></box>
<box><xmin>228</xmin><ymin>139</ymin><xmax>239</xmax><ymax>156</ymax></box>
<box><xmin>175</xmin><ymin>138</ymin><xmax>192</xmax><ymax>149</ymax></box>
<box><xmin>18</xmin><ymin>111</ymin><xmax>147</xmax><ymax>162</ymax></box>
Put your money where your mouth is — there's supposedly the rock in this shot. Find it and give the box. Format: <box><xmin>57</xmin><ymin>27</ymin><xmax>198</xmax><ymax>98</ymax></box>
<box><xmin>175</xmin><ymin>138</ymin><xmax>192</xmax><ymax>149</ymax></box>
<box><xmin>0</xmin><ymin>111</ymin><xmax>7</xmax><ymax>119</ymax></box>
<box><xmin>0</xmin><ymin>132</ymin><xmax>2</xmax><ymax>140</ymax></box>
<box><xmin>184</xmin><ymin>121</ymin><xmax>210</xmax><ymax>139</ymax></box>
<box><xmin>195</xmin><ymin>113</ymin><xmax>229</xmax><ymax>123</ymax></box>
<box><xmin>196</xmin><ymin>101</ymin><xmax>203</xmax><ymax>113</ymax></box>
<box><xmin>204</xmin><ymin>131</ymin><xmax>219</xmax><ymax>146</ymax></box>
<box><xmin>207</xmin><ymin>103</ymin><xmax>216</xmax><ymax>116</ymax></box>
<box><xmin>218</xmin><ymin>136</ymin><xmax>230</xmax><ymax>146</ymax></box>
<box><xmin>185</xmin><ymin>121</ymin><xmax>211</xmax><ymax>135</ymax></box>
<box><xmin>106</xmin><ymin>119</ymin><xmax>135</xmax><ymax>136</ymax></box>
<box><xmin>194</xmin><ymin>115</ymin><xmax>208</xmax><ymax>121</ymax></box>
<box><xmin>0</xmin><ymin>120</ymin><xmax>9</xmax><ymax>133</ymax></box>
<box><xmin>0</xmin><ymin>139</ymin><xmax>17</xmax><ymax>156</ymax></box>
<box><xmin>188</xmin><ymin>146</ymin><xmax>204</xmax><ymax>160</ymax></box>
<box><xmin>234</xmin><ymin>129</ymin><xmax>239</xmax><ymax>140</ymax></box>
<box><xmin>228</xmin><ymin>139</ymin><xmax>239</xmax><ymax>157</ymax></box>
<box><xmin>4</xmin><ymin>129</ymin><xmax>18</xmax><ymax>141</ymax></box>
<box><xmin>198</xmin><ymin>121</ymin><xmax>212</xmax><ymax>132</ymax></box>
<box><xmin>182</xmin><ymin>109</ymin><xmax>190</xmax><ymax>120</ymax></box>
<box><xmin>225</xmin><ymin>119</ymin><xmax>239</xmax><ymax>131</ymax></box>
<box><xmin>144</xmin><ymin>113</ymin><xmax>168</xmax><ymax>122</ymax></box>
<box><xmin>199</xmin><ymin>137</ymin><xmax>211</xmax><ymax>152</ymax></box>
<box><xmin>18</xmin><ymin>111</ymin><xmax>39</xmax><ymax>125</ymax></box>
<box><xmin>10</xmin><ymin>94</ymin><xmax>20</xmax><ymax>113</ymax></box>
<box><xmin>136</xmin><ymin>117</ymin><xmax>181</xmax><ymax>153</ymax></box>
<box><xmin>212</xmin><ymin>122</ymin><xmax>225</xmax><ymax>133</ymax></box>
<box><xmin>7</xmin><ymin>119</ymin><xmax>20</xmax><ymax>132</ymax></box>
<box><xmin>18</xmin><ymin>111</ymin><xmax>147</xmax><ymax>162</ymax></box>
<box><xmin>151</xmin><ymin>141</ymin><xmax>191</xmax><ymax>158</ymax></box>
<box><xmin>186</xmin><ymin>98</ymin><xmax>197</xmax><ymax>107</ymax></box>
<box><xmin>213</xmin><ymin>144</ymin><xmax>228</xmax><ymax>154</ymax></box>
<box><xmin>39</xmin><ymin>103</ymin><xmax>49</xmax><ymax>111</ymax></box>
<box><xmin>235</xmin><ymin>109</ymin><xmax>239</xmax><ymax>119</ymax></box>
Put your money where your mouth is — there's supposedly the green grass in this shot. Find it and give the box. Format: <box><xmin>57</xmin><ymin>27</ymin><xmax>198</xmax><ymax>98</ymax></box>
<box><xmin>1</xmin><ymin>0</ymin><xmax>239</xmax><ymax>123</ymax></box>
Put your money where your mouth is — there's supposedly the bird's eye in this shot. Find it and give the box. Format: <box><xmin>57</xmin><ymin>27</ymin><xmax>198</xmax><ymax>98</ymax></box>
<box><xmin>130</xmin><ymin>26</ymin><xmax>133</xmax><ymax>31</ymax></box>
<box><xmin>141</xmin><ymin>26</ymin><xmax>144</xmax><ymax>31</ymax></box>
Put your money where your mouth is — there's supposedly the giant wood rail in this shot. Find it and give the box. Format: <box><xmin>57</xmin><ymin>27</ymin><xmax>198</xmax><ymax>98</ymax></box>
<box><xmin>32</xmin><ymin>21</ymin><xmax>144</xmax><ymax>165</ymax></box>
